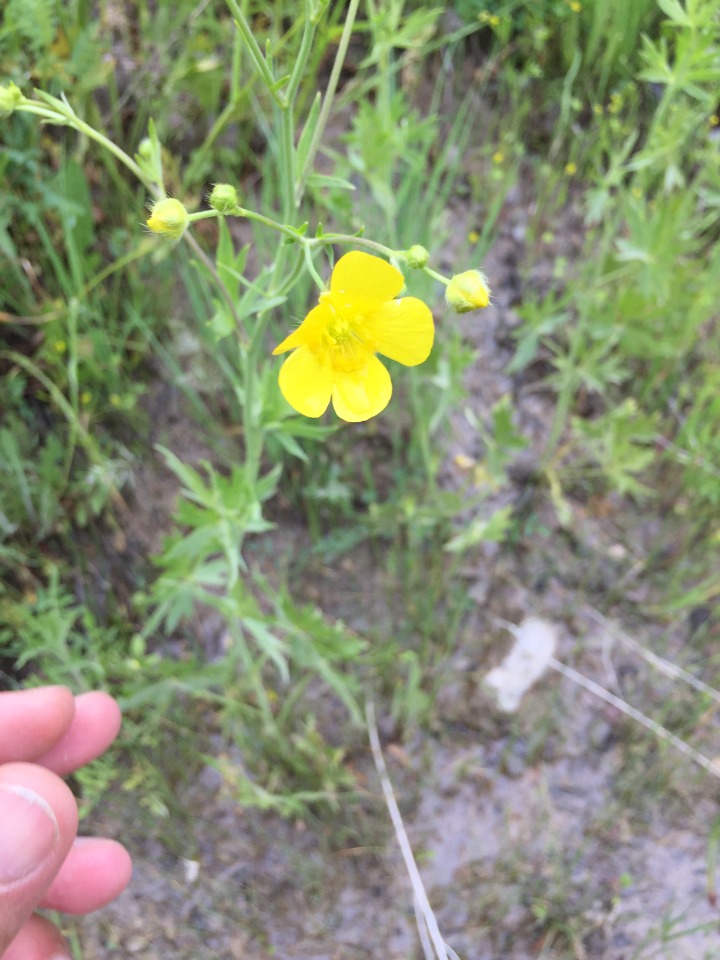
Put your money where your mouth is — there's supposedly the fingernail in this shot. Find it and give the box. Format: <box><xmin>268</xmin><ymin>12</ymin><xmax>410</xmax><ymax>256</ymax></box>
<box><xmin>0</xmin><ymin>784</ymin><xmax>59</xmax><ymax>884</ymax></box>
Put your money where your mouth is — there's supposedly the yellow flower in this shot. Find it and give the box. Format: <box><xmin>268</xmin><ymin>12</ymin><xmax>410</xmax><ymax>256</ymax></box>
<box><xmin>565</xmin><ymin>161</ymin><xmax>577</xmax><ymax>176</ymax></box>
<box><xmin>146</xmin><ymin>198</ymin><xmax>189</xmax><ymax>240</ymax></box>
<box><xmin>273</xmin><ymin>251</ymin><xmax>434</xmax><ymax>422</ymax></box>
<box><xmin>445</xmin><ymin>270</ymin><xmax>491</xmax><ymax>313</ymax></box>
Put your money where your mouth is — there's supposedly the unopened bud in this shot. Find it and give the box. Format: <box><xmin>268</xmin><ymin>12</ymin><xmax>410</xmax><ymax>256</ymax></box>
<box><xmin>445</xmin><ymin>270</ymin><xmax>491</xmax><ymax>313</ymax></box>
<box><xmin>0</xmin><ymin>82</ymin><xmax>22</xmax><ymax>119</ymax></box>
<box><xmin>209</xmin><ymin>183</ymin><xmax>240</xmax><ymax>214</ymax></box>
<box><xmin>146</xmin><ymin>198</ymin><xmax>189</xmax><ymax>241</ymax></box>
<box><xmin>405</xmin><ymin>244</ymin><xmax>429</xmax><ymax>269</ymax></box>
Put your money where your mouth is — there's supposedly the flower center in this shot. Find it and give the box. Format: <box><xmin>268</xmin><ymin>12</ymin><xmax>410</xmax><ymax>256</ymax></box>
<box><xmin>319</xmin><ymin>293</ymin><xmax>370</xmax><ymax>372</ymax></box>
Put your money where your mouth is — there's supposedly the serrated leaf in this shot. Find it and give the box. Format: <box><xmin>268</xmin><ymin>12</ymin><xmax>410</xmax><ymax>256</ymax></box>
<box><xmin>657</xmin><ymin>0</ymin><xmax>691</xmax><ymax>26</ymax></box>
<box><xmin>444</xmin><ymin>506</ymin><xmax>513</xmax><ymax>553</ymax></box>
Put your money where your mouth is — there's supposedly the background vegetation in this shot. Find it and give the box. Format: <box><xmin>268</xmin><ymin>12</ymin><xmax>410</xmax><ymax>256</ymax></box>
<box><xmin>1</xmin><ymin>0</ymin><xmax>720</xmax><ymax>954</ymax></box>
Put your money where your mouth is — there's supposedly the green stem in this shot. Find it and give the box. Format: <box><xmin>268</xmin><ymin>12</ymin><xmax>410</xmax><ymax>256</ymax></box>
<box><xmin>18</xmin><ymin>100</ymin><xmax>156</xmax><ymax>195</ymax></box>
<box><xmin>235</xmin><ymin>207</ymin><xmax>300</xmax><ymax>240</ymax></box>
<box><xmin>541</xmin><ymin>215</ymin><xmax>620</xmax><ymax>468</ymax></box>
<box><xmin>225</xmin><ymin>0</ymin><xmax>281</xmax><ymax>104</ymax></box>
<box><xmin>187</xmin><ymin>210</ymin><xmax>221</xmax><ymax>223</ymax></box>
<box><xmin>294</xmin><ymin>0</ymin><xmax>361</xmax><ymax>204</ymax></box>
<box><xmin>303</xmin><ymin>244</ymin><xmax>326</xmax><ymax>290</ymax></box>
<box><xmin>278</xmin><ymin>102</ymin><xmax>297</xmax><ymax>221</ymax></box>
<box><xmin>271</xmin><ymin>249</ymin><xmax>306</xmax><ymax>299</ymax></box>
<box><xmin>184</xmin><ymin>233</ymin><xmax>246</xmax><ymax>342</ymax></box>
<box><xmin>421</xmin><ymin>266</ymin><xmax>451</xmax><ymax>286</ymax></box>
<box><xmin>285</xmin><ymin>6</ymin><xmax>316</xmax><ymax>108</ymax></box>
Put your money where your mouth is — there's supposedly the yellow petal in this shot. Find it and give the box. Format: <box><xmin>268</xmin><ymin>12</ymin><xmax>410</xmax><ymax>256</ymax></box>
<box><xmin>365</xmin><ymin>297</ymin><xmax>434</xmax><ymax>366</ymax></box>
<box><xmin>273</xmin><ymin>302</ymin><xmax>332</xmax><ymax>355</ymax></box>
<box><xmin>331</xmin><ymin>251</ymin><xmax>404</xmax><ymax>304</ymax></box>
<box><xmin>277</xmin><ymin>347</ymin><xmax>332</xmax><ymax>418</ymax></box>
<box><xmin>331</xmin><ymin>355</ymin><xmax>392</xmax><ymax>422</ymax></box>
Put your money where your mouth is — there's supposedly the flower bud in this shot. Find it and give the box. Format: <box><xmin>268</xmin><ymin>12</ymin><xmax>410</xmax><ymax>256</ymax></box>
<box><xmin>209</xmin><ymin>183</ymin><xmax>240</xmax><ymax>214</ymax></box>
<box><xmin>0</xmin><ymin>82</ymin><xmax>22</xmax><ymax>119</ymax></box>
<box><xmin>445</xmin><ymin>270</ymin><xmax>491</xmax><ymax>313</ymax></box>
<box><xmin>405</xmin><ymin>244</ymin><xmax>429</xmax><ymax>269</ymax></box>
<box><xmin>146</xmin><ymin>198</ymin><xmax>189</xmax><ymax>241</ymax></box>
<box><xmin>136</xmin><ymin>138</ymin><xmax>153</xmax><ymax>160</ymax></box>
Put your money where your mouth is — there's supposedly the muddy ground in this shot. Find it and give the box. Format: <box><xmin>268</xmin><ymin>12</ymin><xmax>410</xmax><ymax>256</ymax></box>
<box><xmin>72</xmin><ymin>175</ymin><xmax>720</xmax><ymax>959</ymax></box>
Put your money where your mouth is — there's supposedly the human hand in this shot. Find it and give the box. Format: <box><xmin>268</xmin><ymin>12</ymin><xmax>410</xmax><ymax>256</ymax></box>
<box><xmin>0</xmin><ymin>686</ymin><xmax>132</xmax><ymax>959</ymax></box>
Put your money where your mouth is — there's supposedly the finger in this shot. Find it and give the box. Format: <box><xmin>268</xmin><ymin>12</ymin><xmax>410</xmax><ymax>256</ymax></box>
<box><xmin>40</xmin><ymin>838</ymin><xmax>132</xmax><ymax>914</ymax></box>
<box><xmin>0</xmin><ymin>764</ymin><xmax>77</xmax><ymax>956</ymax></box>
<box><xmin>2</xmin><ymin>912</ymin><xmax>70</xmax><ymax>960</ymax></box>
<box><xmin>35</xmin><ymin>692</ymin><xmax>122</xmax><ymax>777</ymax></box>
<box><xmin>0</xmin><ymin>688</ymin><xmax>75</xmax><ymax>765</ymax></box>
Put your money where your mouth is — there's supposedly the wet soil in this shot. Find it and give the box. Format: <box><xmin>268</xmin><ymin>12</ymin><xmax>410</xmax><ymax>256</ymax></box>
<box><xmin>72</xmin><ymin>174</ymin><xmax>720</xmax><ymax>960</ymax></box>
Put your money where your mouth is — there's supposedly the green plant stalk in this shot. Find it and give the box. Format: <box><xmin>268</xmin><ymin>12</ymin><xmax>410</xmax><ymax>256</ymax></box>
<box><xmin>1</xmin><ymin>351</ymin><xmax>101</xmax><ymax>481</ymax></box>
<box><xmin>224</xmin><ymin>0</ymin><xmax>280</xmax><ymax>103</ymax></box>
<box><xmin>541</xmin><ymin>212</ymin><xmax>623</xmax><ymax>467</ymax></box>
<box><xmin>225</xmin><ymin>208</ymin><xmax>455</xmax><ymax>284</ymax></box>
<box><xmin>18</xmin><ymin>99</ymin><xmax>156</xmax><ymax>196</ymax></box>
<box><xmin>294</xmin><ymin>0</ymin><xmax>361</xmax><ymax>204</ymax></box>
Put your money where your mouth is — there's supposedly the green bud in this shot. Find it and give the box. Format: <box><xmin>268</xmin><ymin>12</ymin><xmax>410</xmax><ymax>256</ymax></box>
<box><xmin>405</xmin><ymin>244</ymin><xmax>430</xmax><ymax>269</ymax></box>
<box><xmin>146</xmin><ymin>198</ymin><xmax>189</xmax><ymax>241</ymax></box>
<box><xmin>136</xmin><ymin>138</ymin><xmax>153</xmax><ymax>160</ymax></box>
<box><xmin>445</xmin><ymin>270</ymin><xmax>491</xmax><ymax>313</ymax></box>
<box><xmin>0</xmin><ymin>82</ymin><xmax>22</xmax><ymax>119</ymax></box>
<box><xmin>209</xmin><ymin>183</ymin><xmax>239</xmax><ymax>214</ymax></box>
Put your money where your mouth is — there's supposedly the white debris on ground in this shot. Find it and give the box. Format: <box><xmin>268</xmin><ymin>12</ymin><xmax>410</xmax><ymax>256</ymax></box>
<box><xmin>485</xmin><ymin>617</ymin><xmax>557</xmax><ymax>712</ymax></box>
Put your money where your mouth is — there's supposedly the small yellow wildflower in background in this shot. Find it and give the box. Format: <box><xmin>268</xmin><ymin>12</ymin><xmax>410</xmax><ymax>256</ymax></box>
<box><xmin>445</xmin><ymin>270</ymin><xmax>491</xmax><ymax>313</ymax></box>
<box><xmin>565</xmin><ymin>161</ymin><xmax>577</xmax><ymax>176</ymax></box>
<box><xmin>492</xmin><ymin>150</ymin><xmax>505</xmax><ymax>165</ymax></box>
<box><xmin>146</xmin><ymin>198</ymin><xmax>189</xmax><ymax>240</ymax></box>
<box><xmin>569</xmin><ymin>0</ymin><xmax>582</xmax><ymax>12</ymax></box>
<box><xmin>468</xmin><ymin>229</ymin><xmax>480</xmax><ymax>244</ymax></box>
<box><xmin>710</xmin><ymin>114</ymin><xmax>719</xmax><ymax>127</ymax></box>
<box><xmin>273</xmin><ymin>251</ymin><xmax>434</xmax><ymax>422</ymax></box>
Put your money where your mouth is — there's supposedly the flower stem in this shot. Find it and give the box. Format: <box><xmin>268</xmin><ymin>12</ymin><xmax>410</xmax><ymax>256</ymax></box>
<box><xmin>294</xmin><ymin>0</ymin><xmax>361</xmax><ymax>204</ymax></box>
<box><xmin>225</xmin><ymin>0</ymin><xmax>281</xmax><ymax>105</ymax></box>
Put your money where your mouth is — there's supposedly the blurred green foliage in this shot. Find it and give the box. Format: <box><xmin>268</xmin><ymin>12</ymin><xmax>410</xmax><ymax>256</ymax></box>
<box><xmin>1</xmin><ymin>0</ymin><xmax>719</xmax><ymax>825</ymax></box>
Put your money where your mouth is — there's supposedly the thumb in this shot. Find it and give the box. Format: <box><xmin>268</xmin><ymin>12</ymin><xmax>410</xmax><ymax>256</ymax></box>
<box><xmin>0</xmin><ymin>764</ymin><xmax>78</xmax><ymax>956</ymax></box>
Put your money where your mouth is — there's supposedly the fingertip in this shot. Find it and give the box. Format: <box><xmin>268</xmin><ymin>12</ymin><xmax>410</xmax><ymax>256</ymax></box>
<box><xmin>0</xmin><ymin>763</ymin><xmax>78</xmax><ymax>842</ymax></box>
<box><xmin>75</xmin><ymin>691</ymin><xmax>122</xmax><ymax>740</ymax></box>
<box><xmin>2</xmin><ymin>912</ymin><xmax>70</xmax><ymax>960</ymax></box>
<box><xmin>41</xmin><ymin>837</ymin><xmax>132</xmax><ymax>914</ymax></box>
<box><xmin>36</xmin><ymin>692</ymin><xmax>123</xmax><ymax>776</ymax></box>
<box><xmin>0</xmin><ymin>765</ymin><xmax>78</xmax><ymax>956</ymax></box>
<box><xmin>0</xmin><ymin>688</ymin><xmax>76</xmax><ymax>765</ymax></box>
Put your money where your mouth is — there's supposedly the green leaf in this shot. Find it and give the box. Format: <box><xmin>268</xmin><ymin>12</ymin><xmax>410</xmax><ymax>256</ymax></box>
<box><xmin>444</xmin><ymin>506</ymin><xmax>513</xmax><ymax>553</ymax></box>
<box><xmin>657</xmin><ymin>0</ymin><xmax>692</xmax><ymax>26</ymax></box>
<box><xmin>296</xmin><ymin>92</ymin><xmax>322</xmax><ymax>174</ymax></box>
<box><xmin>306</xmin><ymin>173</ymin><xmax>356</xmax><ymax>192</ymax></box>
